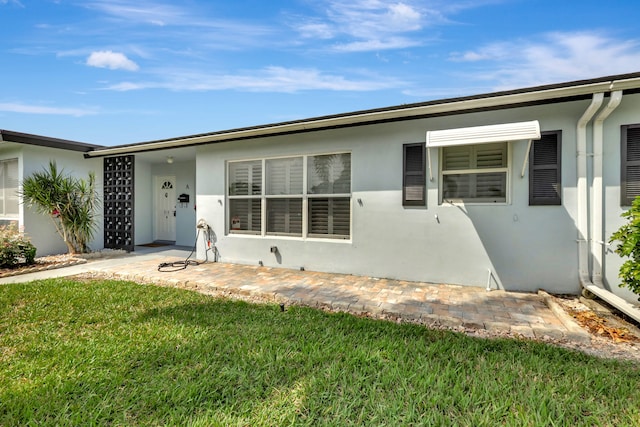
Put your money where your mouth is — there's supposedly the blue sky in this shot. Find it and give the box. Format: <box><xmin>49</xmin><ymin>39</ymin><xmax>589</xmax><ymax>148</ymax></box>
<box><xmin>1</xmin><ymin>0</ymin><xmax>640</xmax><ymax>146</ymax></box>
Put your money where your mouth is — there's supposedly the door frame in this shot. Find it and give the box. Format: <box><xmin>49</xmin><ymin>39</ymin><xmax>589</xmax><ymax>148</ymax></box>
<box><xmin>154</xmin><ymin>175</ymin><xmax>177</xmax><ymax>242</ymax></box>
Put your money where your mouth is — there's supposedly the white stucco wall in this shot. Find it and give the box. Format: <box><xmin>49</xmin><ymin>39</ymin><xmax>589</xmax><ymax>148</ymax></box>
<box><xmin>134</xmin><ymin>158</ymin><xmax>153</xmax><ymax>245</ymax></box>
<box><xmin>601</xmin><ymin>92</ymin><xmax>640</xmax><ymax>302</ymax></box>
<box><xmin>194</xmin><ymin>100</ymin><xmax>598</xmax><ymax>295</ymax></box>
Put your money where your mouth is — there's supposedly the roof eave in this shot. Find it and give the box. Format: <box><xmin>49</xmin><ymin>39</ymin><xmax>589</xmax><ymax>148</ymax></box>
<box><xmin>0</xmin><ymin>130</ymin><xmax>103</xmax><ymax>152</ymax></box>
<box><xmin>85</xmin><ymin>74</ymin><xmax>640</xmax><ymax>158</ymax></box>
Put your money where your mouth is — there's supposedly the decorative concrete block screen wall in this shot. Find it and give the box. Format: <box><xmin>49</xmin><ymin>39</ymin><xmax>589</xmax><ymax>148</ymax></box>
<box><xmin>104</xmin><ymin>155</ymin><xmax>135</xmax><ymax>251</ymax></box>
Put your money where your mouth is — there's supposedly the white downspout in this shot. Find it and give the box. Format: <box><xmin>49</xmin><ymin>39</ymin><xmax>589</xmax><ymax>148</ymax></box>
<box><xmin>578</xmin><ymin>90</ymin><xmax>640</xmax><ymax>322</ymax></box>
<box><xmin>576</xmin><ymin>93</ymin><xmax>604</xmax><ymax>287</ymax></box>
<box><xmin>591</xmin><ymin>91</ymin><xmax>623</xmax><ymax>286</ymax></box>
<box><xmin>580</xmin><ymin>90</ymin><xmax>640</xmax><ymax>323</ymax></box>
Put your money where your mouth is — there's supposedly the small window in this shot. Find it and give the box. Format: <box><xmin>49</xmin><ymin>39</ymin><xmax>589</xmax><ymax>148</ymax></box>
<box><xmin>621</xmin><ymin>125</ymin><xmax>640</xmax><ymax>206</ymax></box>
<box><xmin>403</xmin><ymin>143</ymin><xmax>425</xmax><ymax>206</ymax></box>
<box><xmin>441</xmin><ymin>142</ymin><xmax>508</xmax><ymax>203</ymax></box>
<box><xmin>0</xmin><ymin>159</ymin><xmax>18</xmax><ymax>218</ymax></box>
<box><xmin>529</xmin><ymin>131</ymin><xmax>561</xmax><ymax>205</ymax></box>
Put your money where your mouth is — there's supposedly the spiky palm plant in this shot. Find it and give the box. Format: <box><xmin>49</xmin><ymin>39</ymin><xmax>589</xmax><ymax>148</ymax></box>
<box><xmin>21</xmin><ymin>161</ymin><xmax>99</xmax><ymax>254</ymax></box>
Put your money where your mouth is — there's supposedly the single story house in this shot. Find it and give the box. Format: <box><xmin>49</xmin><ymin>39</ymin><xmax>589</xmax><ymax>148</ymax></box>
<box><xmin>3</xmin><ymin>71</ymin><xmax>640</xmax><ymax>317</ymax></box>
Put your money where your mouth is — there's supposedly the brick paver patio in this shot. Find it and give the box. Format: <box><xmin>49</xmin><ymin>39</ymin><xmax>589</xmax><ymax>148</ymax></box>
<box><xmin>86</xmin><ymin>256</ymin><xmax>588</xmax><ymax>343</ymax></box>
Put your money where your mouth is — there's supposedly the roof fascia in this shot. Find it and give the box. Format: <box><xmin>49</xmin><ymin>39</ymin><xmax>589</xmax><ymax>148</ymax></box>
<box><xmin>85</xmin><ymin>76</ymin><xmax>640</xmax><ymax>158</ymax></box>
<box><xmin>0</xmin><ymin>130</ymin><xmax>103</xmax><ymax>152</ymax></box>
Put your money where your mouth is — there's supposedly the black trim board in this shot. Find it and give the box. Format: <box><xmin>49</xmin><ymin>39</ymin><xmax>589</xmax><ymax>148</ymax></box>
<box><xmin>0</xmin><ymin>129</ymin><xmax>103</xmax><ymax>152</ymax></box>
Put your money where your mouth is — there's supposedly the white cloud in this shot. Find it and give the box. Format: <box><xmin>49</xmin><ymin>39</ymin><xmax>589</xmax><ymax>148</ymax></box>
<box><xmin>297</xmin><ymin>22</ymin><xmax>335</xmax><ymax>39</ymax></box>
<box><xmin>450</xmin><ymin>43</ymin><xmax>511</xmax><ymax>62</ymax></box>
<box><xmin>387</xmin><ymin>3</ymin><xmax>422</xmax><ymax>31</ymax></box>
<box><xmin>103</xmin><ymin>66</ymin><xmax>403</xmax><ymax>93</ymax></box>
<box><xmin>333</xmin><ymin>37</ymin><xmax>422</xmax><ymax>52</ymax></box>
<box><xmin>83</xmin><ymin>0</ymin><xmax>186</xmax><ymax>26</ymax></box>
<box><xmin>0</xmin><ymin>0</ymin><xmax>25</xmax><ymax>6</ymax></box>
<box><xmin>84</xmin><ymin>0</ymin><xmax>272</xmax><ymax>39</ymax></box>
<box><xmin>291</xmin><ymin>1</ymin><xmax>525</xmax><ymax>54</ymax></box>
<box><xmin>450</xmin><ymin>32</ymin><xmax>640</xmax><ymax>89</ymax></box>
<box><xmin>0</xmin><ymin>103</ymin><xmax>97</xmax><ymax>117</ymax></box>
<box><xmin>329</xmin><ymin>0</ymin><xmax>425</xmax><ymax>38</ymax></box>
<box><xmin>86</xmin><ymin>50</ymin><xmax>139</xmax><ymax>71</ymax></box>
<box><xmin>292</xmin><ymin>0</ymin><xmax>433</xmax><ymax>52</ymax></box>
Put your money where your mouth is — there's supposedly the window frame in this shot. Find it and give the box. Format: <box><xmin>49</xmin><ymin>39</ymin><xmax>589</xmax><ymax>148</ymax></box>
<box><xmin>621</xmin><ymin>124</ymin><xmax>640</xmax><ymax>206</ymax></box>
<box><xmin>228</xmin><ymin>160</ymin><xmax>263</xmax><ymax>235</ymax></box>
<box><xmin>265</xmin><ymin>156</ymin><xmax>304</xmax><ymax>237</ymax></box>
<box><xmin>0</xmin><ymin>158</ymin><xmax>19</xmax><ymax>219</ymax></box>
<box><xmin>438</xmin><ymin>142</ymin><xmax>510</xmax><ymax>205</ymax></box>
<box><xmin>529</xmin><ymin>130</ymin><xmax>562</xmax><ymax>206</ymax></box>
<box><xmin>227</xmin><ymin>152</ymin><xmax>352</xmax><ymax>240</ymax></box>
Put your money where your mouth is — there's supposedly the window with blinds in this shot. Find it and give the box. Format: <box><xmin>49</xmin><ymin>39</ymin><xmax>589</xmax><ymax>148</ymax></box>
<box><xmin>308</xmin><ymin>153</ymin><xmax>351</xmax><ymax>238</ymax></box>
<box><xmin>441</xmin><ymin>142</ymin><xmax>508</xmax><ymax>203</ymax></box>
<box><xmin>228</xmin><ymin>160</ymin><xmax>262</xmax><ymax>234</ymax></box>
<box><xmin>0</xmin><ymin>159</ymin><xmax>19</xmax><ymax>218</ymax></box>
<box><xmin>529</xmin><ymin>131</ymin><xmax>561</xmax><ymax>205</ymax></box>
<box><xmin>621</xmin><ymin>125</ymin><xmax>640</xmax><ymax>206</ymax></box>
<box><xmin>403</xmin><ymin>143</ymin><xmax>425</xmax><ymax>206</ymax></box>
<box><xmin>266</xmin><ymin>157</ymin><xmax>303</xmax><ymax>236</ymax></box>
<box><xmin>227</xmin><ymin>153</ymin><xmax>351</xmax><ymax>239</ymax></box>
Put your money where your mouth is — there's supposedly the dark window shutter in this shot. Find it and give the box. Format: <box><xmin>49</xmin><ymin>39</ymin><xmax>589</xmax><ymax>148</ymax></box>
<box><xmin>621</xmin><ymin>125</ymin><xmax>640</xmax><ymax>206</ymax></box>
<box><xmin>403</xmin><ymin>143</ymin><xmax>425</xmax><ymax>206</ymax></box>
<box><xmin>529</xmin><ymin>131</ymin><xmax>561</xmax><ymax>205</ymax></box>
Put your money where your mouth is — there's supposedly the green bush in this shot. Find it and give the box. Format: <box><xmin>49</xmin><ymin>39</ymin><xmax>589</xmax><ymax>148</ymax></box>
<box><xmin>609</xmin><ymin>196</ymin><xmax>640</xmax><ymax>300</ymax></box>
<box><xmin>21</xmin><ymin>161</ymin><xmax>99</xmax><ymax>254</ymax></box>
<box><xmin>0</xmin><ymin>225</ymin><xmax>36</xmax><ymax>268</ymax></box>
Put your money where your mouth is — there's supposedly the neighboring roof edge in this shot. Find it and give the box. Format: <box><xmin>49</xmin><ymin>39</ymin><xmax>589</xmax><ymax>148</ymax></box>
<box><xmin>0</xmin><ymin>129</ymin><xmax>104</xmax><ymax>152</ymax></box>
<box><xmin>83</xmin><ymin>71</ymin><xmax>640</xmax><ymax>158</ymax></box>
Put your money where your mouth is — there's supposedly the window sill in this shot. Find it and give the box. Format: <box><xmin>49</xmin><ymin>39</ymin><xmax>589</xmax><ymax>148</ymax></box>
<box><xmin>439</xmin><ymin>200</ymin><xmax>510</xmax><ymax>207</ymax></box>
<box><xmin>227</xmin><ymin>233</ymin><xmax>352</xmax><ymax>244</ymax></box>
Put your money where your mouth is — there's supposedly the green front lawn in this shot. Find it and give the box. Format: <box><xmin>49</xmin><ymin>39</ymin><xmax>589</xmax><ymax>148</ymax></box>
<box><xmin>1</xmin><ymin>279</ymin><xmax>638</xmax><ymax>426</ymax></box>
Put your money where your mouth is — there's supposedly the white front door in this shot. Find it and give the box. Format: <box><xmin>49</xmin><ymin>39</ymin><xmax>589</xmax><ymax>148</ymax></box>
<box><xmin>155</xmin><ymin>176</ymin><xmax>176</xmax><ymax>241</ymax></box>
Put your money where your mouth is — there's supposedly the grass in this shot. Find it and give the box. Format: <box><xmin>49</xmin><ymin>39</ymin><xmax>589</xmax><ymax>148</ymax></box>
<box><xmin>1</xmin><ymin>278</ymin><xmax>639</xmax><ymax>426</ymax></box>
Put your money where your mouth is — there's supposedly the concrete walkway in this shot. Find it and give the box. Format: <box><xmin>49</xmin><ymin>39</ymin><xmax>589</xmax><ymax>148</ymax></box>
<box><xmin>1</xmin><ymin>247</ymin><xmax>590</xmax><ymax>344</ymax></box>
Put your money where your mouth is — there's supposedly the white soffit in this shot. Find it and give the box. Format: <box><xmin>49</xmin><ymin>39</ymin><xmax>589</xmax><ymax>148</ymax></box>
<box><xmin>426</xmin><ymin>120</ymin><xmax>541</xmax><ymax>148</ymax></box>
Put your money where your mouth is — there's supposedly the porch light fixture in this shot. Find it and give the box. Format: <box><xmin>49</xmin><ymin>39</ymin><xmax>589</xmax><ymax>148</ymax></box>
<box><xmin>166</xmin><ymin>156</ymin><xmax>174</xmax><ymax>164</ymax></box>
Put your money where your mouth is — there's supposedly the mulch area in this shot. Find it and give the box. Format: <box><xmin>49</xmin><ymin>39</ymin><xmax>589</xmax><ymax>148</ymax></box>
<box><xmin>0</xmin><ymin>254</ymin><xmax>87</xmax><ymax>278</ymax></box>
<box><xmin>567</xmin><ymin>308</ymin><xmax>640</xmax><ymax>343</ymax></box>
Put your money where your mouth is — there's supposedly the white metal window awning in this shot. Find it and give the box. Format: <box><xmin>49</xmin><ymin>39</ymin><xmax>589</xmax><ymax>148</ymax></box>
<box><xmin>425</xmin><ymin>120</ymin><xmax>541</xmax><ymax>180</ymax></box>
<box><xmin>426</xmin><ymin>120</ymin><xmax>541</xmax><ymax>148</ymax></box>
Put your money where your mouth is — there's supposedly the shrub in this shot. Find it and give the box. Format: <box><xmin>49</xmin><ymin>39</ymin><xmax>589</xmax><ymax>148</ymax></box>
<box><xmin>20</xmin><ymin>161</ymin><xmax>99</xmax><ymax>254</ymax></box>
<box><xmin>609</xmin><ymin>196</ymin><xmax>640</xmax><ymax>300</ymax></box>
<box><xmin>0</xmin><ymin>225</ymin><xmax>36</xmax><ymax>268</ymax></box>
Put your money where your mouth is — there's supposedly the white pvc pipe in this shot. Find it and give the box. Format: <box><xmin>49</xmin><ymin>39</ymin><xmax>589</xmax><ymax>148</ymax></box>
<box><xmin>577</xmin><ymin>92</ymin><xmax>640</xmax><ymax>322</ymax></box>
<box><xmin>576</xmin><ymin>93</ymin><xmax>604</xmax><ymax>285</ymax></box>
<box><xmin>591</xmin><ymin>91</ymin><xmax>623</xmax><ymax>286</ymax></box>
